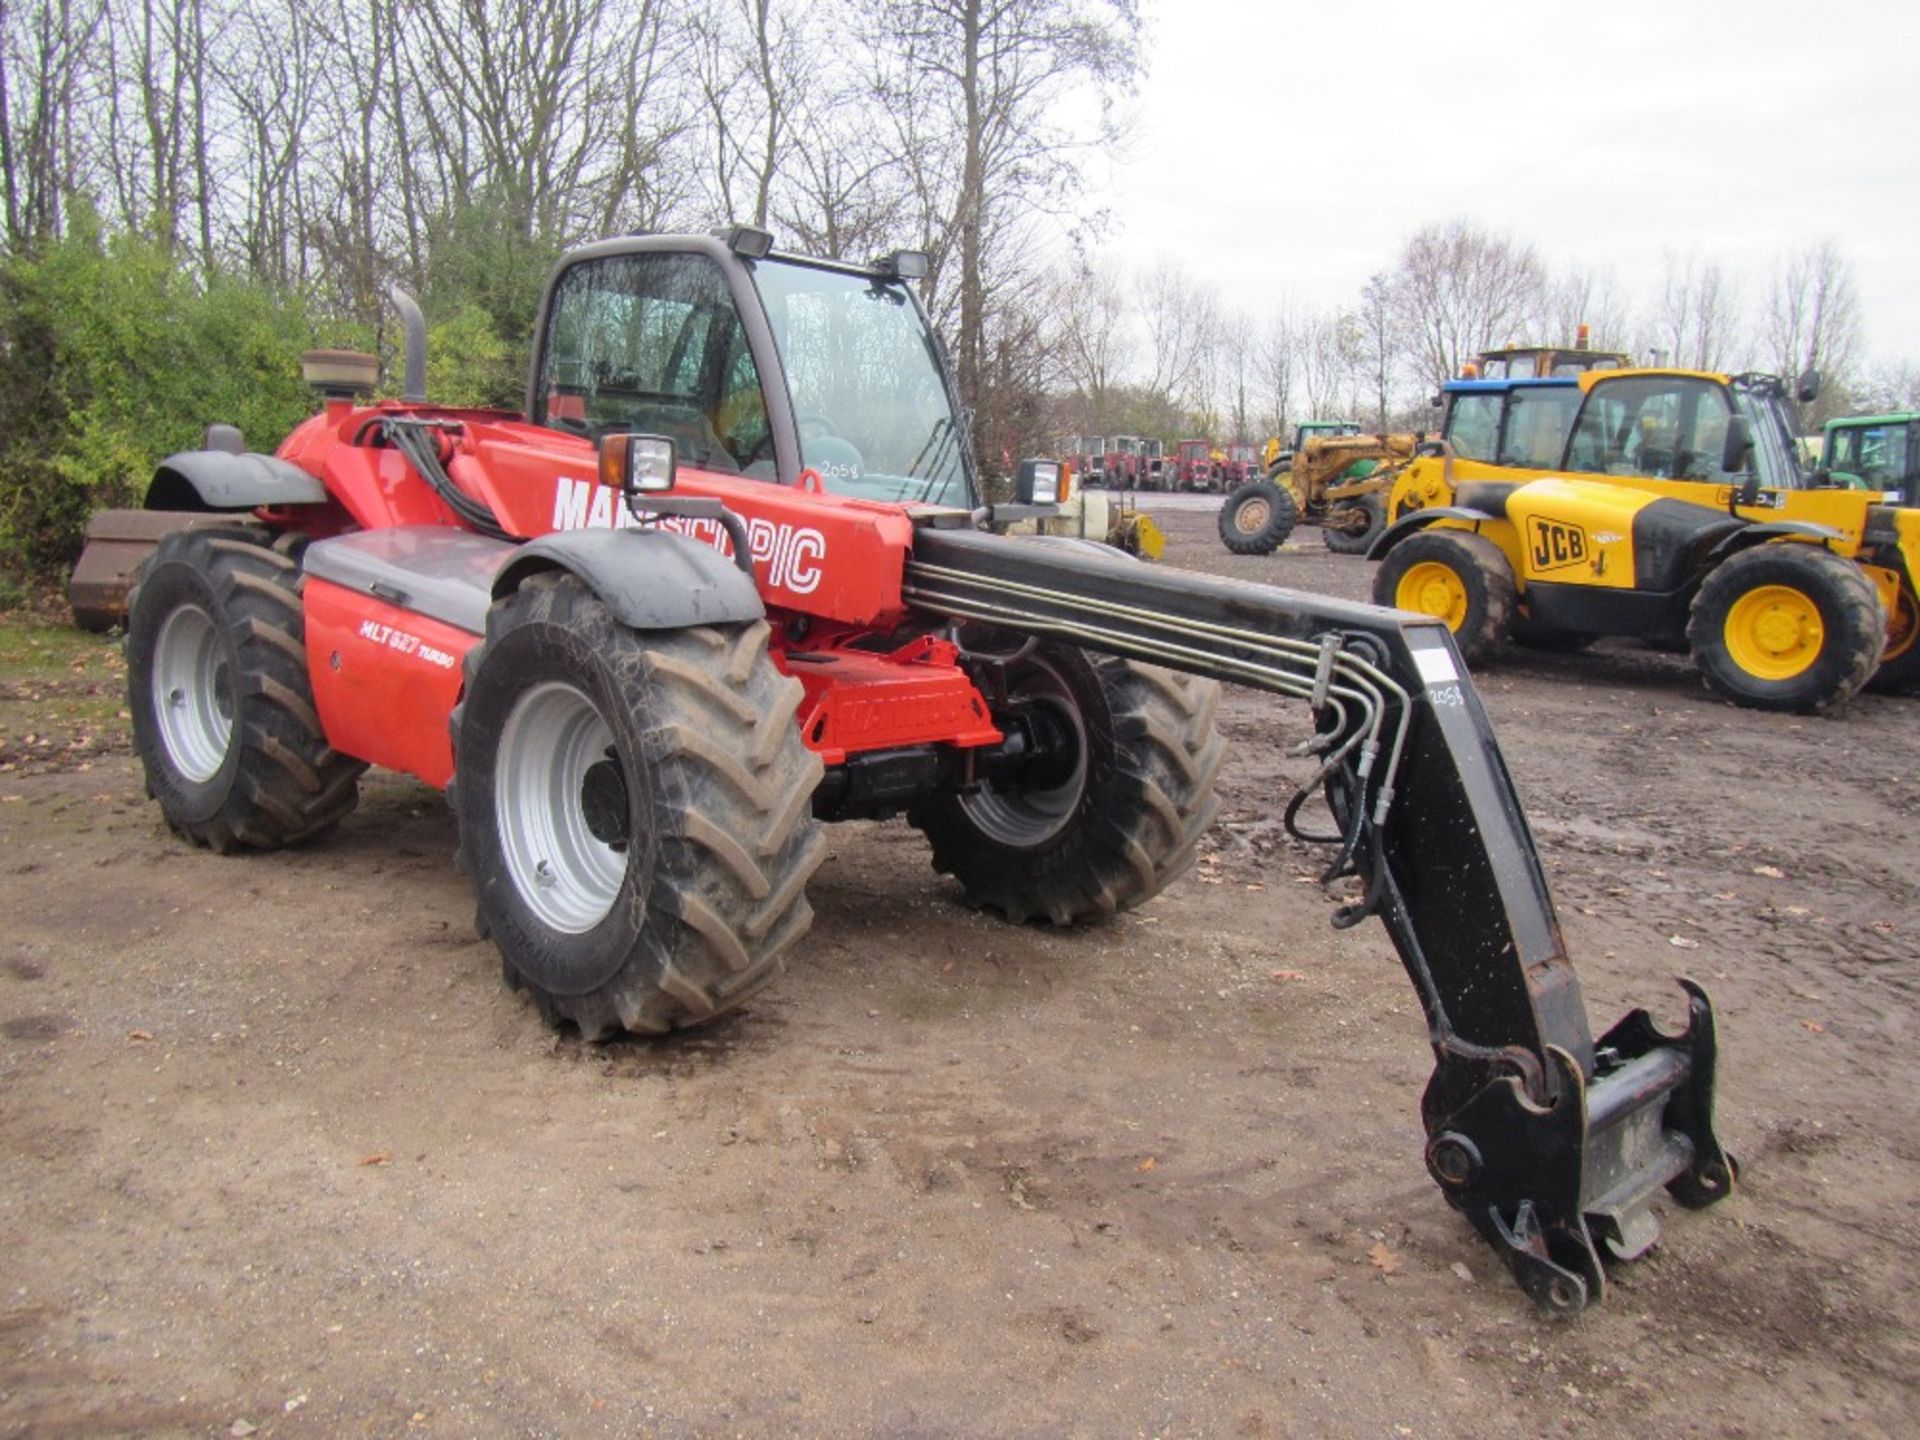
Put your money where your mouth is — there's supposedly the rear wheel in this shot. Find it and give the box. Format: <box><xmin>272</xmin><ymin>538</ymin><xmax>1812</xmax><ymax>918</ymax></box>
<box><xmin>452</xmin><ymin>574</ymin><xmax>825</xmax><ymax>1037</ymax></box>
<box><xmin>1218</xmin><ymin>479</ymin><xmax>1298</xmax><ymax>555</ymax></box>
<box><xmin>1322</xmin><ymin>492</ymin><xmax>1386</xmax><ymax>555</ymax></box>
<box><xmin>126</xmin><ymin>528</ymin><xmax>363</xmax><ymax>851</ymax></box>
<box><xmin>1866</xmin><ymin>582</ymin><xmax>1920</xmax><ymax>695</ymax></box>
<box><xmin>1373</xmin><ymin>530</ymin><xmax>1516</xmax><ymax>665</ymax></box>
<box><xmin>1686</xmin><ymin>544</ymin><xmax>1884</xmax><ymax>713</ymax></box>
<box><xmin>908</xmin><ymin>639</ymin><xmax>1224</xmax><ymax>925</ymax></box>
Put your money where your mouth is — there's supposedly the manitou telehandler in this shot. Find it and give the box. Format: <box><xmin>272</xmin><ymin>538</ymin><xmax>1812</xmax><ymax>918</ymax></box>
<box><xmin>95</xmin><ymin>227</ymin><xmax>1732</xmax><ymax>1312</ymax></box>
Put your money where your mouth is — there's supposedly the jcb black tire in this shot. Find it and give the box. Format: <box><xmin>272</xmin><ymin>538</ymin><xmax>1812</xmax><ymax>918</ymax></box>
<box><xmin>907</xmin><ymin>640</ymin><xmax>1224</xmax><ymax>925</ymax></box>
<box><xmin>1373</xmin><ymin>530</ymin><xmax>1516</xmax><ymax>666</ymax></box>
<box><xmin>126</xmin><ymin>527</ymin><xmax>364</xmax><ymax>852</ymax></box>
<box><xmin>1321</xmin><ymin>493</ymin><xmax>1386</xmax><ymax>555</ymax></box>
<box><xmin>1218</xmin><ymin>479</ymin><xmax>1298</xmax><ymax>555</ymax></box>
<box><xmin>1687</xmin><ymin>544</ymin><xmax>1885</xmax><ymax>713</ymax></box>
<box><xmin>451</xmin><ymin>573</ymin><xmax>825</xmax><ymax>1038</ymax></box>
<box><xmin>1866</xmin><ymin>584</ymin><xmax>1920</xmax><ymax>695</ymax></box>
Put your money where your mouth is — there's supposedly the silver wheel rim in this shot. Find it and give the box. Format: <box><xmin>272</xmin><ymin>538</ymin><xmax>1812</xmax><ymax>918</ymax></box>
<box><xmin>959</xmin><ymin>661</ymin><xmax>1088</xmax><ymax>846</ymax></box>
<box><xmin>153</xmin><ymin>603</ymin><xmax>234</xmax><ymax>782</ymax></box>
<box><xmin>495</xmin><ymin>681</ymin><xmax>627</xmax><ymax>934</ymax></box>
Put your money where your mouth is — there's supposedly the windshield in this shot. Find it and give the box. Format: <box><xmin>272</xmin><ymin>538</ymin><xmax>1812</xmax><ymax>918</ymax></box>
<box><xmin>751</xmin><ymin>257</ymin><xmax>971</xmax><ymax>506</ymax></box>
<box><xmin>1566</xmin><ymin>375</ymin><xmax>1755</xmax><ymax>484</ymax></box>
<box><xmin>1829</xmin><ymin>423</ymin><xmax>1914</xmax><ymax>486</ymax></box>
<box><xmin>1445</xmin><ymin>393</ymin><xmax>1501</xmax><ymax>460</ymax></box>
<box><xmin>1497</xmin><ymin>387</ymin><xmax>1581</xmax><ymax>468</ymax></box>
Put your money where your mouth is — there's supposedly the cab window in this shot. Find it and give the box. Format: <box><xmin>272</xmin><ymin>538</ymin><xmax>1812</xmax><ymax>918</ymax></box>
<box><xmin>536</xmin><ymin>253</ymin><xmax>775</xmax><ymax>477</ymax></box>
<box><xmin>1445</xmin><ymin>392</ymin><xmax>1501</xmax><ymax>461</ymax></box>
<box><xmin>1497</xmin><ymin>388</ymin><xmax>1580</xmax><ymax>468</ymax></box>
<box><xmin>1563</xmin><ymin>376</ymin><xmax>1739</xmax><ymax>482</ymax></box>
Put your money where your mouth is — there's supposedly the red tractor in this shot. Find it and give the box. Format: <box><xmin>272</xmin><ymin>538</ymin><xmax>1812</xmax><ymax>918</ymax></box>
<box><xmin>103</xmin><ymin>227</ymin><xmax>1733</xmax><ymax>1311</ymax></box>
<box><xmin>1169</xmin><ymin>439</ymin><xmax>1217</xmax><ymax>491</ymax></box>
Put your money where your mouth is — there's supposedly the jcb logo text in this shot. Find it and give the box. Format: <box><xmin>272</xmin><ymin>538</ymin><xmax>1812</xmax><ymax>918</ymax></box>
<box><xmin>1528</xmin><ymin>517</ymin><xmax>1589</xmax><ymax>574</ymax></box>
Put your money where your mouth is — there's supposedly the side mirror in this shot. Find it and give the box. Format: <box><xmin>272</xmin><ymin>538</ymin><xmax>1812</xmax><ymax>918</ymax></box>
<box><xmin>1796</xmin><ymin>368</ymin><xmax>1820</xmax><ymax>405</ymax></box>
<box><xmin>1429</xmin><ymin>392</ymin><xmax>1442</xmax><ymax>410</ymax></box>
<box><xmin>599</xmin><ymin>432</ymin><xmax>677</xmax><ymax>511</ymax></box>
<box><xmin>1720</xmin><ymin>414</ymin><xmax>1754</xmax><ymax>476</ymax></box>
<box><xmin>1014</xmin><ymin>458</ymin><xmax>1064</xmax><ymax>505</ymax></box>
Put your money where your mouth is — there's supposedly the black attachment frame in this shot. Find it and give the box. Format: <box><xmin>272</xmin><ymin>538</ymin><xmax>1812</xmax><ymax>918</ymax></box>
<box><xmin>901</xmin><ymin>526</ymin><xmax>1735</xmax><ymax>1312</ymax></box>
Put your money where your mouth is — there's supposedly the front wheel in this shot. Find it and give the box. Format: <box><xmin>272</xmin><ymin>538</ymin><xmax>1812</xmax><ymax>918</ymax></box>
<box><xmin>1373</xmin><ymin>530</ymin><xmax>1516</xmax><ymax>666</ymax></box>
<box><xmin>452</xmin><ymin>574</ymin><xmax>826</xmax><ymax>1037</ymax></box>
<box><xmin>126</xmin><ymin>527</ymin><xmax>363</xmax><ymax>852</ymax></box>
<box><xmin>907</xmin><ymin>640</ymin><xmax>1224</xmax><ymax>925</ymax></box>
<box><xmin>1218</xmin><ymin>479</ymin><xmax>1298</xmax><ymax>555</ymax></box>
<box><xmin>1687</xmin><ymin>544</ymin><xmax>1885</xmax><ymax>713</ymax></box>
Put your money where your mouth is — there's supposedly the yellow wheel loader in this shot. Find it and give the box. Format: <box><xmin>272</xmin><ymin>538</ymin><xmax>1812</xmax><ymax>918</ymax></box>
<box><xmin>1371</xmin><ymin>369</ymin><xmax>1920</xmax><ymax>712</ymax></box>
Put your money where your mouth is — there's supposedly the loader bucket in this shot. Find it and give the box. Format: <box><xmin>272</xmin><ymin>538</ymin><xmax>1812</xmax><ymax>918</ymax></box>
<box><xmin>68</xmin><ymin>510</ymin><xmax>248</xmax><ymax>631</ymax></box>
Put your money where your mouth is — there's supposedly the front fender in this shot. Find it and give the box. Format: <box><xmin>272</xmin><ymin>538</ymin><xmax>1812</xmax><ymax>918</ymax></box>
<box><xmin>1705</xmin><ymin>519</ymin><xmax>1846</xmax><ymax>565</ymax></box>
<box><xmin>494</xmin><ymin>528</ymin><xmax>765</xmax><ymax>631</ymax></box>
<box><xmin>1366</xmin><ymin>506</ymin><xmax>1500</xmax><ymax>561</ymax></box>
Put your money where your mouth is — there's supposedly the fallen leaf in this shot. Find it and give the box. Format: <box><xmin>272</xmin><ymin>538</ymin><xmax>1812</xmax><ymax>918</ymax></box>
<box><xmin>229</xmin><ymin>1423</ymin><xmax>257</xmax><ymax>1439</ymax></box>
<box><xmin>1753</xmin><ymin>864</ymin><xmax>1786</xmax><ymax>879</ymax></box>
<box><xmin>1368</xmin><ymin>1241</ymin><xmax>1403</xmax><ymax>1275</ymax></box>
<box><xmin>127</xmin><ymin>1029</ymin><xmax>153</xmax><ymax>1042</ymax></box>
<box><xmin>359</xmin><ymin>1151</ymin><xmax>392</xmax><ymax>1166</ymax></box>
<box><xmin>1800</xmin><ymin>1020</ymin><xmax>1825</xmax><ymax>1035</ymax></box>
<box><xmin>1244</xmin><ymin>883</ymin><xmax>1264</xmax><ymax>893</ymax></box>
<box><xmin>1270</xmin><ymin>969</ymin><xmax>1307</xmax><ymax>981</ymax></box>
<box><xmin>1668</xmin><ymin>935</ymin><xmax>1701</xmax><ymax>949</ymax></box>
<box><xmin>1449</xmin><ymin>1261</ymin><xmax>1474</xmax><ymax>1283</ymax></box>
<box><xmin>1136</xmin><ymin>1157</ymin><xmax>1157</xmax><ymax>1173</ymax></box>
<box><xmin>1784</xmin><ymin>905</ymin><xmax>1812</xmax><ymax>918</ymax></box>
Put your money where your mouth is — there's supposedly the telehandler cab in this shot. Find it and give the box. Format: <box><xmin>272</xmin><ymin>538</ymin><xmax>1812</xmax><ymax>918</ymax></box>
<box><xmin>106</xmin><ymin>228</ymin><xmax>1732</xmax><ymax>1312</ymax></box>
<box><xmin>1372</xmin><ymin>368</ymin><xmax>1920</xmax><ymax>710</ymax></box>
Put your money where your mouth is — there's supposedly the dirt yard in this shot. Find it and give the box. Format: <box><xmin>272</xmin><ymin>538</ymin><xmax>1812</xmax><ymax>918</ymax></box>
<box><xmin>3</xmin><ymin>508</ymin><xmax>1916</xmax><ymax>1439</ymax></box>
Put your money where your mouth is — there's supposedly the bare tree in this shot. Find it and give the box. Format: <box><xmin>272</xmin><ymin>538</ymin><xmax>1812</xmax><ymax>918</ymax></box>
<box><xmin>1298</xmin><ymin>307</ymin><xmax>1357</xmax><ymax>422</ymax></box>
<box><xmin>1356</xmin><ymin>272</ymin><xmax>1395</xmax><ymax>429</ymax></box>
<box><xmin>861</xmin><ymin>0</ymin><xmax>1141</xmax><ymax>414</ymax></box>
<box><xmin>1763</xmin><ymin>240</ymin><xmax>1861</xmax><ymax>427</ymax></box>
<box><xmin>1653</xmin><ymin>252</ymin><xmax>1740</xmax><ymax>371</ymax></box>
<box><xmin>1543</xmin><ymin>265</ymin><xmax>1633</xmax><ymax>357</ymax></box>
<box><xmin>1256</xmin><ymin>307</ymin><xmax>1298</xmax><ymax>440</ymax></box>
<box><xmin>1390</xmin><ymin>219</ymin><xmax>1546</xmax><ymax>388</ymax></box>
<box><xmin>1054</xmin><ymin>257</ymin><xmax>1129</xmax><ymax>421</ymax></box>
<box><xmin>0</xmin><ymin>0</ymin><xmax>106</xmax><ymax>252</ymax></box>
<box><xmin>1135</xmin><ymin>257</ymin><xmax>1215</xmax><ymax>408</ymax></box>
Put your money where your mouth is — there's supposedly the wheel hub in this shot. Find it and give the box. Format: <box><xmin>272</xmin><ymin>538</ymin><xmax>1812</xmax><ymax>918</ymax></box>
<box><xmin>152</xmin><ymin>603</ymin><xmax>235</xmax><ymax>782</ymax></box>
<box><xmin>1397</xmin><ymin>561</ymin><xmax>1469</xmax><ymax>630</ymax></box>
<box><xmin>494</xmin><ymin>681</ymin><xmax>628</xmax><ymax>934</ymax></box>
<box><xmin>1724</xmin><ymin>585</ymin><xmax>1822</xmax><ymax>680</ymax></box>
<box><xmin>1235</xmin><ymin>498</ymin><xmax>1271</xmax><ymax>533</ymax></box>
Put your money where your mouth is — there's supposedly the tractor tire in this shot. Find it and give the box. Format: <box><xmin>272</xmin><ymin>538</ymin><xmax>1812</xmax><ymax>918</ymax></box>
<box><xmin>1687</xmin><ymin>544</ymin><xmax>1885</xmax><ymax>713</ymax></box>
<box><xmin>451</xmin><ymin>573</ymin><xmax>826</xmax><ymax>1038</ymax></box>
<box><xmin>1322</xmin><ymin>493</ymin><xmax>1386</xmax><ymax>555</ymax></box>
<box><xmin>1218</xmin><ymin>479</ymin><xmax>1298</xmax><ymax>555</ymax></box>
<box><xmin>907</xmin><ymin>639</ymin><xmax>1224</xmax><ymax>926</ymax></box>
<box><xmin>1866</xmin><ymin>583</ymin><xmax>1920</xmax><ymax>695</ymax></box>
<box><xmin>126</xmin><ymin>527</ymin><xmax>364</xmax><ymax>852</ymax></box>
<box><xmin>1373</xmin><ymin>530</ymin><xmax>1516</xmax><ymax>666</ymax></box>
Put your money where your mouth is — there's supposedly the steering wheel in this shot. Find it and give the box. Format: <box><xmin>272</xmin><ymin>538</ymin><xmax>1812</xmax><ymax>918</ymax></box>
<box><xmin>795</xmin><ymin>411</ymin><xmax>845</xmax><ymax>443</ymax></box>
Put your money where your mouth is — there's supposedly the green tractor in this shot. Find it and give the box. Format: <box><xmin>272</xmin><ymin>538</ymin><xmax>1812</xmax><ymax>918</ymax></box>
<box><xmin>1822</xmin><ymin>413</ymin><xmax>1917</xmax><ymax>501</ymax></box>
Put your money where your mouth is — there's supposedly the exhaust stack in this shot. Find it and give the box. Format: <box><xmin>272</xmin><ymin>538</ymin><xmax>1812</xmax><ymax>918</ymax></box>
<box><xmin>389</xmin><ymin>286</ymin><xmax>428</xmax><ymax>403</ymax></box>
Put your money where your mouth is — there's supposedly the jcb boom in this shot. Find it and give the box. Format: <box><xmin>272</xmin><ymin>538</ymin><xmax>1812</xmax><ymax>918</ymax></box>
<box><xmin>109</xmin><ymin>230</ymin><xmax>1732</xmax><ymax>1312</ymax></box>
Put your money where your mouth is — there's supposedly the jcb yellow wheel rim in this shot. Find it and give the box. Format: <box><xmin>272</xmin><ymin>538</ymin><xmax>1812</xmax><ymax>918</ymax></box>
<box><xmin>1396</xmin><ymin>561</ymin><xmax>1470</xmax><ymax>631</ymax></box>
<box><xmin>1724</xmin><ymin>585</ymin><xmax>1823</xmax><ymax>680</ymax></box>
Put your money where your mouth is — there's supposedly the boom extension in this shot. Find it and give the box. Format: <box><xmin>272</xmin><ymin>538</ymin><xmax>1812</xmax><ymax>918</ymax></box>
<box><xmin>903</xmin><ymin>526</ymin><xmax>1734</xmax><ymax>1312</ymax></box>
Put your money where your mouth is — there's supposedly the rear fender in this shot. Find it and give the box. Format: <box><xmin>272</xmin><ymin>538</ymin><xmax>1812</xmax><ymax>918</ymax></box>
<box><xmin>1366</xmin><ymin>506</ymin><xmax>1500</xmax><ymax>561</ymax></box>
<box><xmin>494</xmin><ymin>528</ymin><xmax>765</xmax><ymax>631</ymax></box>
<box><xmin>146</xmin><ymin>450</ymin><xmax>328</xmax><ymax>511</ymax></box>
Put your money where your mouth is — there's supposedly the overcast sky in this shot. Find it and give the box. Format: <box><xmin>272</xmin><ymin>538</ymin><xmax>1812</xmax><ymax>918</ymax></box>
<box><xmin>1079</xmin><ymin>0</ymin><xmax>1917</xmax><ymax>366</ymax></box>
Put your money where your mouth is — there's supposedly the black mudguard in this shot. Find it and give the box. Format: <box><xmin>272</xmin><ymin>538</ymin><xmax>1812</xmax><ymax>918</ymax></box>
<box><xmin>1367</xmin><ymin>506</ymin><xmax>1501</xmax><ymax>561</ymax></box>
<box><xmin>147</xmin><ymin>450</ymin><xmax>329</xmax><ymax>511</ymax></box>
<box><xmin>495</xmin><ymin>527</ymin><xmax>764</xmax><ymax>631</ymax></box>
